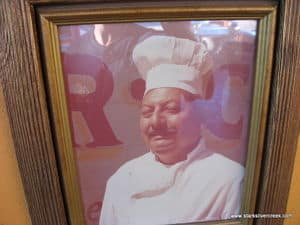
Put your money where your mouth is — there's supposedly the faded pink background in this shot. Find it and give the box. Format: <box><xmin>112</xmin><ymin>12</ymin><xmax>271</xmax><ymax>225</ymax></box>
<box><xmin>59</xmin><ymin>20</ymin><xmax>257</xmax><ymax>225</ymax></box>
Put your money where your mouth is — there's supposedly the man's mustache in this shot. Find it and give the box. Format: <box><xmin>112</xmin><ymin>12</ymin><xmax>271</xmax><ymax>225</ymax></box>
<box><xmin>147</xmin><ymin>128</ymin><xmax>177</xmax><ymax>138</ymax></box>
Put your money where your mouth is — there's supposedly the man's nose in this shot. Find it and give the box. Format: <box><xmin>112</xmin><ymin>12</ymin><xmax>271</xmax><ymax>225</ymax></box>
<box><xmin>150</xmin><ymin>111</ymin><xmax>166</xmax><ymax>129</ymax></box>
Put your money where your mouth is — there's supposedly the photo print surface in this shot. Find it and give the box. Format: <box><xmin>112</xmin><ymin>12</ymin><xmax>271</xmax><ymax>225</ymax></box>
<box><xmin>59</xmin><ymin>20</ymin><xmax>257</xmax><ymax>225</ymax></box>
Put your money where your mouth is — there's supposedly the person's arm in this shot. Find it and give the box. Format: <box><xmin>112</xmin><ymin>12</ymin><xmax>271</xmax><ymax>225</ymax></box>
<box><xmin>221</xmin><ymin>174</ymin><xmax>244</xmax><ymax>219</ymax></box>
<box><xmin>99</xmin><ymin>181</ymin><xmax>117</xmax><ymax>225</ymax></box>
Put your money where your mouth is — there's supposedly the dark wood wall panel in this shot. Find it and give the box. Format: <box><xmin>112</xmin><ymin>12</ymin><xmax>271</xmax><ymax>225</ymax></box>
<box><xmin>256</xmin><ymin>0</ymin><xmax>300</xmax><ymax>224</ymax></box>
<box><xmin>0</xmin><ymin>1</ymin><xmax>67</xmax><ymax>225</ymax></box>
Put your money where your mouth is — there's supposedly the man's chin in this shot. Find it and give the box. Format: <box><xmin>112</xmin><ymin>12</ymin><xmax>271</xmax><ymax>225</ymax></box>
<box><xmin>151</xmin><ymin>146</ymin><xmax>182</xmax><ymax>165</ymax></box>
<box><xmin>150</xmin><ymin>142</ymin><xmax>176</xmax><ymax>156</ymax></box>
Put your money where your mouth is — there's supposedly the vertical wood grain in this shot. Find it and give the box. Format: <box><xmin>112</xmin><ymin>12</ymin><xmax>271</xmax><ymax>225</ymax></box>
<box><xmin>0</xmin><ymin>1</ymin><xmax>68</xmax><ymax>225</ymax></box>
<box><xmin>256</xmin><ymin>0</ymin><xmax>300</xmax><ymax>224</ymax></box>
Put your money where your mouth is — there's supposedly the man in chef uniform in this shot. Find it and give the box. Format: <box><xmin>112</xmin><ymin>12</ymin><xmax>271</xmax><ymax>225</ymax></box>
<box><xmin>99</xmin><ymin>35</ymin><xmax>244</xmax><ymax>225</ymax></box>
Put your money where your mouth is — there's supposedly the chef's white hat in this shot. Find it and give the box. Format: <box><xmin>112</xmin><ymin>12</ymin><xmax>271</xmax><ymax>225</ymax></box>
<box><xmin>132</xmin><ymin>35</ymin><xmax>213</xmax><ymax>98</ymax></box>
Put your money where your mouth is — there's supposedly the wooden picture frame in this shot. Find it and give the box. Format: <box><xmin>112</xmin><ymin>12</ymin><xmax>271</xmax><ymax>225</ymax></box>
<box><xmin>39</xmin><ymin>3</ymin><xmax>274</xmax><ymax>225</ymax></box>
<box><xmin>1</xmin><ymin>1</ymin><xmax>299</xmax><ymax>225</ymax></box>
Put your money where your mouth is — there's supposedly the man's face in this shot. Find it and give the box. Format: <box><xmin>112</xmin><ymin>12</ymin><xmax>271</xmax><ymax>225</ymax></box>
<box><xmin>140</xmin><ymin>88</ymin><xmax>201</xmax><ymax>165</ymax></box>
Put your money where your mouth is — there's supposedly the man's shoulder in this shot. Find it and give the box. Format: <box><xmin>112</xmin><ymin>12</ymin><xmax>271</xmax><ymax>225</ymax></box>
<box><xmin>191</xmin><ymin>152</ymin><xmax>244</xmax><ymax>181</ymax></box>
<box><xmin>215</xmin><ymin>153</ymin><xmax>244</xmax><ymax>181</ymax></box>
<box><xmin>108</xmin><ymin>152</ymin><xmax>152</xmax><ymax>184</ymax></box>
<box><xmin>119</xmin><ymin>152</ymin><xmax>152</xmax><ymax>171</ymax></box>
<box><xmin>211</xmin><ymin>153</ymin><xmax>244</xmax><ymax>170</ymax></box>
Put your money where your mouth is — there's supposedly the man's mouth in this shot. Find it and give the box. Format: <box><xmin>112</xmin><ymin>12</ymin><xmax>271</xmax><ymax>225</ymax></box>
<box><xmin>147</xmin><ymin>130</ymin><xmax>177</xmax><ymax>147</ymax></box>
<box><xmin>151</xmin><ymin>135</ymin><xmax>170</xmax><ymax>141</ymax></box>
<box><xmin>148</xmin><ymin>131</ymin><xmax>176</xmax><ymax>140</ymax></box>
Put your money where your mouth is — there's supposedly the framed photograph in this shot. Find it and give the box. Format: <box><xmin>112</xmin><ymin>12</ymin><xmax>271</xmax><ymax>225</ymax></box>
<box><xmin>2</xmin><ymin>1</ymin><xmax>300</xmax><ymax>225</ymax></box>
<box><xmin>39</xmin><ymin>3</ymin><xmax>275</xmax><ymax>225</ymax></box>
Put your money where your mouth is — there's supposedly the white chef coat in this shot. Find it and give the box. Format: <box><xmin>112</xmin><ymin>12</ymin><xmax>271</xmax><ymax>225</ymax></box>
<box><xmin>99</xmin><ymin>140</ymin><xmax>244</xmax><ymax>225</ymax></box>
